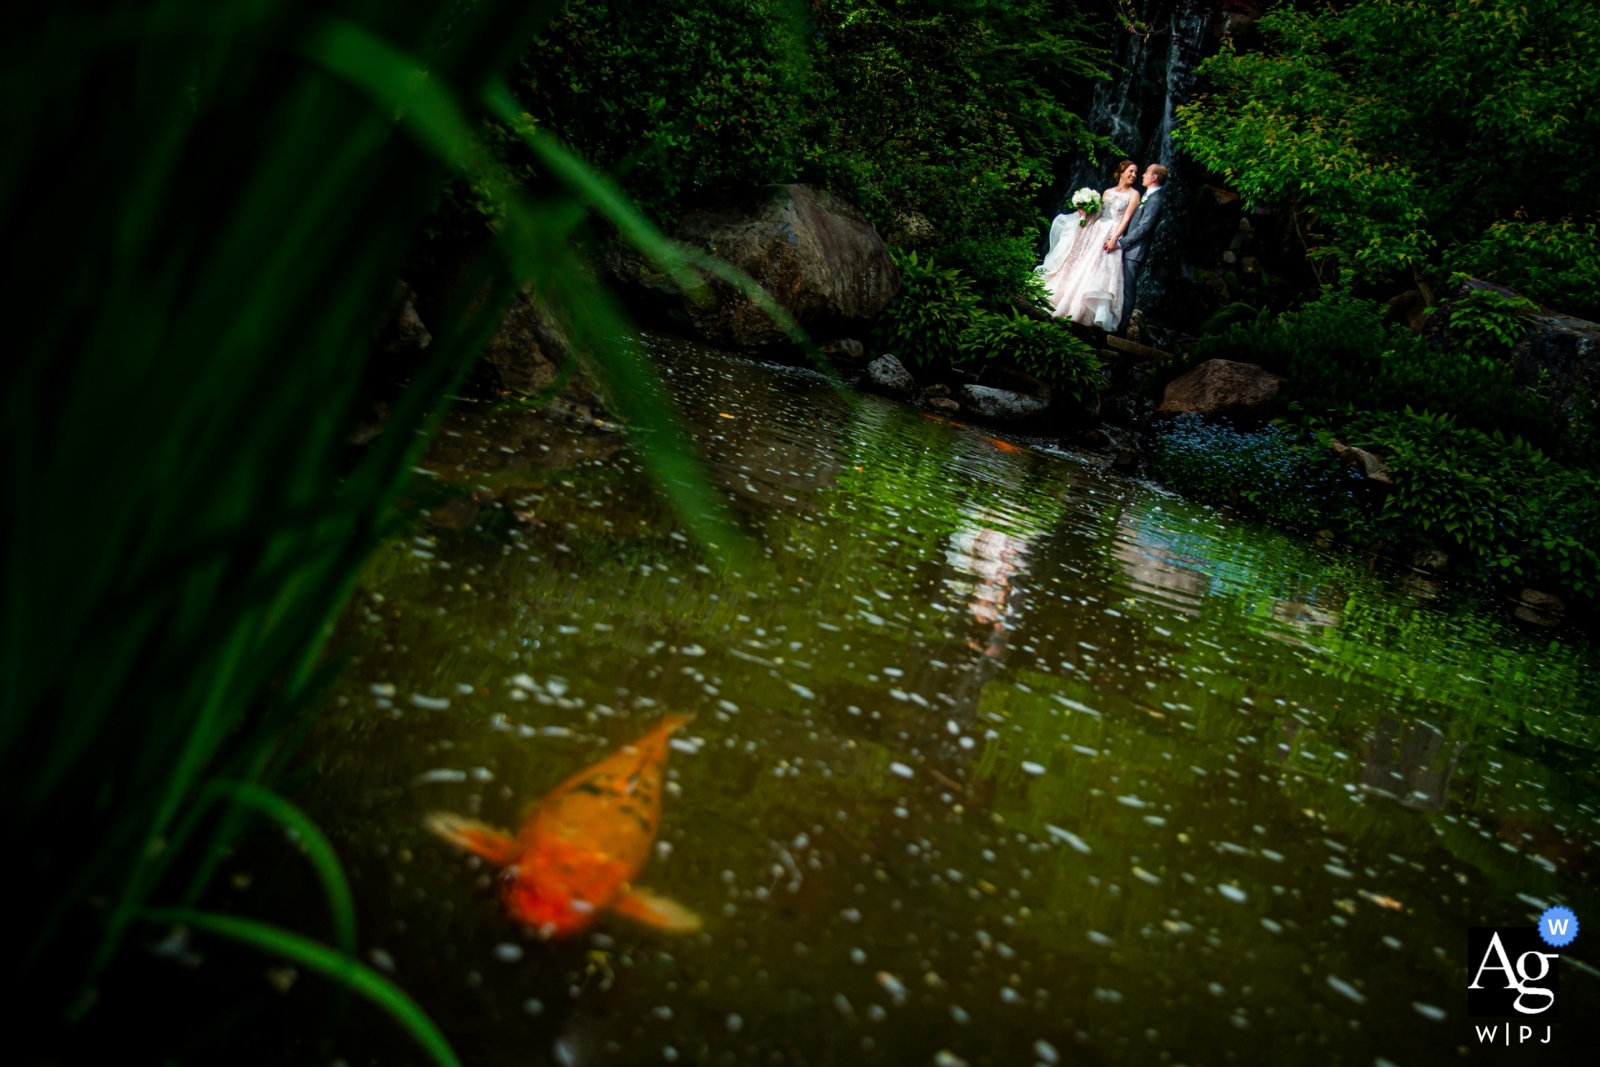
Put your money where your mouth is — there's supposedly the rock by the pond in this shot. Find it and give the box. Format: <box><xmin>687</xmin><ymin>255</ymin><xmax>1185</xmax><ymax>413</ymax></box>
<box><xmin>1433</xmin><ymin>279</ymin><xmax>1600</xmax><ymax>428</ymax></box>
<box><xmin>954</xmin><ymin>384</ymin><xmax>1048</xmax><ymax>423</ymax></box>
<box><xmin>1157</xmin><ymin>358</ymin><xmax>1283</xmax><ymax>422</ymax></box>
<box><xmin>820</xmin><ymin>338</ymin><xmax>866</xmax><ymax>362</ymax></box>
<box><xmin>977</xmin><ymin>364</ymin><xmax>1052</xmax><ymax>403</ymax></box>
<box><xmin>923</xmin><ymin>383</ymin><xmax>952</xmax><ymax>399</ymax></box>
<box><xmin>864</xmin><ymin>354</ymin><xmax>918</xmax><ymax>399</ymax></box>
<box><xmin>1384</xmin><ymin>289</ymin><xmax>1430</xmax><ymax>332</ymax></box>
<box><xmin>1329</xmin><ymin>439</ymin><xmax>1393</xmax><ymax>485</ymax></box>
<box><xmin>1510</xmin><ymin>310</ymin><xmax>1600</xmax><ymax>429</ymax></box>
<box><xmin>1112</xmin><ymin>448</ymin><xmax>1140</xmax><ymax>475</ymax></box>
<box><xmin>609</xmin><ymin>184</ymin><xmax>899</xmax><ymax>348</ymax></box>
<box><xmin>926</xmin><ymin>397</ymin><xmax>961</xmax><ymax>416</ymax></box>
<box><xmin>376</xmin><ymin>281</ymin><xmax>432</xmax><ymax>355</ymax></box>
<box><xmin>481</xmin><ymin>289</ymin><xmax>570</xmax><ymax>395</ymax></box>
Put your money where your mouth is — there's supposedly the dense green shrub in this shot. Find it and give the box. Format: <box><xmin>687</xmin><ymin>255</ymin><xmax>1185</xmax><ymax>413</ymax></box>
<box><xmin>1434</xmin><ymin>288</ymin><xmax>1538</xmax><ymax>356</ymax></box>
<box><xmin>871</xmin><ymin>252</ymin><xmax>981</xmax><ymax>367</ymax></box>
<box><xmin>958</xmin><ymin>309</ymin><xmax>1102</xmax><ymax>400</ymax></box>
<box><xmin>1153</xmin><ymin>407</ymin><xmax>1600</xmax><ymax>603</ymax></box>
<box><xmin>1175</xmin><ymin>0</ymin><xmax>1600</xmax><ymax>288</ymax></box>
<box><xmin>1346</xmin><ymin>410</ymin><xmax>1600</xmax><ymax>598</ymax></box>
<box><xmin>939</xmin><ymin>234</ymin><xmax>1045</xmax><ymax>298</ymax></box>
<box><xmin>1444</xmin><ymin>216</ymin><xmax>1600</xmax><ymax>322</ymax></box>
<box><xmin>1194</xmin><ymin>288</ymin><xmax>1553</xmax><ymax>443</ymax></box>
<box><xmin>1149</xmin><ymin>415</ymin><xmax>1366</xmax><ymax>530</ymax></box>
<box><xmin>517</xmin><ymin>0</ymin><xmax>808</xmax><ymax>224</ymax></box>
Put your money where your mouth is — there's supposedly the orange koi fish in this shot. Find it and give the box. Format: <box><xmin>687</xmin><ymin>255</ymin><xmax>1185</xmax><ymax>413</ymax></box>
<box><xmin>426</xmin><ymin>714</ymin><xmax>701</xmax><ymax>939</ymax></box>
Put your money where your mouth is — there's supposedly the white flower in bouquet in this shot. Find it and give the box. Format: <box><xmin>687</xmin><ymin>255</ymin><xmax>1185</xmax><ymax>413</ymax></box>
<box><xmin>1070</xmin><ymin>187</ymin><xmax>1102</xmax><ymax>226</ymax></box>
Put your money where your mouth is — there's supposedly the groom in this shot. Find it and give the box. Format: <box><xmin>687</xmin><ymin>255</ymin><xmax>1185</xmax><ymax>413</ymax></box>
<box><xmin>1114</xmin><ymin>163</ymin><xmax>1167</xmax><ymax>335</ymax></box>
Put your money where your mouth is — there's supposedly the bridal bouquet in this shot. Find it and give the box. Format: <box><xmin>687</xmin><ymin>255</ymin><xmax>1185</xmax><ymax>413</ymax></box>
<box><xmin>1070</xmin><ymin>187</ymin><xmax>1101</xmax><ymax>226</ymax></box>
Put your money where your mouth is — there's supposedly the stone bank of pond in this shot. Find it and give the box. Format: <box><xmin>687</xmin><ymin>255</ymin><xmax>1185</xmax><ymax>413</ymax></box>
<box><xmin>291</xmin><ymin>335</ymin><xmax>1598</xmax><ymax>1065</ymax></box>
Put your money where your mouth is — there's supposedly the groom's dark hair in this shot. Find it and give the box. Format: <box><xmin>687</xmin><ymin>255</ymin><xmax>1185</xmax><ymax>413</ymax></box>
<box><xmin>1147</xmin><ymin>164</ymin><xmax>1169</xmax><ymax>184</ymax></box>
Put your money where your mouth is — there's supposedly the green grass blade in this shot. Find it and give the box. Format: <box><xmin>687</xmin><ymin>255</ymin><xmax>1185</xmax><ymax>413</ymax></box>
<box><xmin>143</xmin><ymin>908</ymin><xmax>459</xmax><ymax>1067</ymax></box>
<box><xmin>212</xmin><ymin>781</ymin><xmax>357</xmax><ymax>956</ymax></box>
<box><xmin>482</xmin><ymin>89</ymin><xmax>702</xmax><ymax>294</ymax></box>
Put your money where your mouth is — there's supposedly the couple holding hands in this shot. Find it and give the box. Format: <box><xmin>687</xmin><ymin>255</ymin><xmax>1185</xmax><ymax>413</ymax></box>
<box><xmin>1037</xmin><ymin>160</ymin><xmax>1167</xmax><ymax>336</ymax></box>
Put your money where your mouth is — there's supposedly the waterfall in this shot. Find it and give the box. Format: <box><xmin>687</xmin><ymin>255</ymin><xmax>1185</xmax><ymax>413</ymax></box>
<box><xmin>1063</xmin><ymin>0</ymin><xmax>1215</xmax><ymax>198</ymax></box>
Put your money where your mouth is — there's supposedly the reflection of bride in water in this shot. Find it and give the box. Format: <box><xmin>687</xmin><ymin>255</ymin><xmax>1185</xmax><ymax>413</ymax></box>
<box><xmin>946</xmin><ymin>522</ymin><xmax>1030</xmax><ymax>657</ymax></box>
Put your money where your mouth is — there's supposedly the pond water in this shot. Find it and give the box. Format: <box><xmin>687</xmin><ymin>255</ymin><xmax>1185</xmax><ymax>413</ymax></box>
<box><xmin>299</xmin><ymin>334</ymin><xmax>1599</xmax><ymax>1065</ymax></box>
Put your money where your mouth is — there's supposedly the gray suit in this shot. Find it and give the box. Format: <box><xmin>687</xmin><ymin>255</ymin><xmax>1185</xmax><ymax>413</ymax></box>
<box><xmin>1117</xmin><ymin>184</ymin><xmax>1165</xmax><ymax>334</ymax></box>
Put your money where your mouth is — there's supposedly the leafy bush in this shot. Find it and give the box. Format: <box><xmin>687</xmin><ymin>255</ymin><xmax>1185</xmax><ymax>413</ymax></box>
<box><xmin>1150</xmin><ymin>415</ymin><xmax>1367</xmax><ymax>530</ymax></box>
<box><xmin>1153</xmin><ymin>407</ymin><xmax>1600</xmax><ymax>603</ymax></box>
<box><xmin>1193</xmin><ymin>288</ymin><xmax>1553</xmax><ymax>443</ymax></box>
<box><xmin>1444</xmin><ymin>216</ymin><xmax>1600</xmax><ymax>321</ymax></box>
<box><xmin>940</xmin><ymin>234</ymin><xmax>1044</xmax><ymax>299</ymax></box>
<box><xmin>1174</xmin><ymin>0</ymin><xmax>1600</xmax><ymax>289</ymax></box>
<box><xmin>1433</xmin><ymin>287</ymin><xmax>1537</xmax><ymax>355</ymax></box>
<box><xmin>1346</xmin><ymin>410</ymin><xmax>1600</xmax><ymax>598</ymax></box>
<box><xmin>958</xmin><ymin>309</ymin><xmax>1102</xmax><ymax>400</ymax></box>
<box><xmin>519</xmin><ymin>0</ymin><xmax>809</xmax><ymax>224</ymax></box>
<box><xmin>871</xmin><ymin>252</ymin><xmax>981</xmax><ymax>367</ymax></box>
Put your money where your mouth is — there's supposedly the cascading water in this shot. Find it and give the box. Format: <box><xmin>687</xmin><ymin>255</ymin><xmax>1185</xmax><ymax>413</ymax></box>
<box><xmin>1056</xmin><ymin>0</ymin><xmax>1218</xmax><ymax>317</ymax></box>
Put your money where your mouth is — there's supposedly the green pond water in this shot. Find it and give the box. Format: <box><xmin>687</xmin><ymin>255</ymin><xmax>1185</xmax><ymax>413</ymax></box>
<box><xmin>297</xmin><ymin>335</ymin><xmax>1599</xmax><ymax>1065</ymax></box>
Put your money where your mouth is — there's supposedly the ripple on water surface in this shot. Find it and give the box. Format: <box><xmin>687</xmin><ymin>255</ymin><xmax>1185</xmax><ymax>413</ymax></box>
<box><xmin>303</xmin><ymin>334</ymin><xmax>1600</xmax><ymax>1066</ymax></box>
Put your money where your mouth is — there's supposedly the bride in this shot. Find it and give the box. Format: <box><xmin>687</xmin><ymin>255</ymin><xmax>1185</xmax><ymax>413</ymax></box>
<box><xmin>1037</xmin><ymin>159</ymin><xmax>1141</xmax><ymax>330</ymax></box>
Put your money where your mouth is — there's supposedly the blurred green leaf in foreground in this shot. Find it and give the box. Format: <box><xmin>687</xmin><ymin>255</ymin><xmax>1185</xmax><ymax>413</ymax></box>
<box><xmin>0</xmin><ymin>1</ymin><xmax>754</xmax><ymax>1057</ymax></box>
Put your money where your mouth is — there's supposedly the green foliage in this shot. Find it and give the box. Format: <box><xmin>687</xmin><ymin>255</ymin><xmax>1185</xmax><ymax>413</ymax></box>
<box><xmin>958</xmin><ymin>308</ymin><xmax>1102</xmax><ymax>400</ymax></box>
<box><xmin>872</xmin><ymin>251</ymin><xmax>981</xmax><ymax>367</ymax></box>
<box><xmin>1175</xmin><ymin>0</ymin><xmax>1600</xmax><ymax>289</ymax></box>
<box><xmin>1194</xmin><ymin>288</ymin><xmax>1552</xmax><ymax>444</ymax></box>
<box><xmin>1445</xmin><ymin>216</ymin><xmax>1600</xmax><ymax>321</ymax></box>
<box><xmin>1433</xmin><ymin>287</ymin><xmax>1537</xmax><ymax>356</ymax></box>
<box><xmin>940</xmin><ymin>234</ymin><xmax>1045</xmax><ymax>298</ymax></box>
<box><xmin>519</xmin><ymin>0</ymin><xmax>810</xmax><ymax>223</ymax></box>
<box><xmin>1150</xmin><ymin>415</ymin><xmax>1366</xmax><ymax>530</ymax></box>
<box><xmin>515</xmin><ymin>0</ymin><xmax>1109</xmax><ymax>301</ymax></box>
<box><xmin>1345</xmin><ymin>410</ymin><xmax>1600</xmax><ymax>598</ymax></box>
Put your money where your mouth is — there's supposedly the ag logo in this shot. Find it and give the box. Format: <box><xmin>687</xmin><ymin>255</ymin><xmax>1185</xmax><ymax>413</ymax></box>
<box><xmin>1467</xmin><ymin>926</ymin><xmax>1558</xmax><ymax>1017</ymax></box>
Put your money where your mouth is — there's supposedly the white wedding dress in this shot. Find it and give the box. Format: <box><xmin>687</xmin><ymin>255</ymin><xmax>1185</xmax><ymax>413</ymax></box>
<box><xmin>1036</xmin><ymin>188</ymin><xmax>1133</xmax><ymax>330</ymax></box>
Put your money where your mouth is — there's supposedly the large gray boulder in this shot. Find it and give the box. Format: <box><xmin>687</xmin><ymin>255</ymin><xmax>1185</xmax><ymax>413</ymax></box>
<box><xmin>480</xmin><ymin>288</ymin><xmax>571</xmax><ymax>395</ymax></box>
<box><xmin>1157</xmin><ymin>358</ymin><xmax>1283</xmax><ymax>422</ymax></box>
<box><xmin>863</xmin><ymin>354</ymin><xmax>917</xmax><ymax>400</ymax></box>
<box><xmin>1433</xmin><ymin>279</ymin><xmax>1600</xmax><ymax>428</ymax></box>
<box><xmin>1509</xmin><ymin>310</ymin><xmax>1600</xmax><ymax>429</ymax></box>
<box><xmin>955</xmin><ymin>384</ymin><xmax>1048</xmax><ymax>423</ymax></box>
<box><xmin>376</xmin><ymin>281</ymin><xmax>432</xmax><ymax>355</ymax></box>
<box><xmin>608</xmin><ymin>184</ymin><xmax>900</xmax><ymax>348</ymax></box>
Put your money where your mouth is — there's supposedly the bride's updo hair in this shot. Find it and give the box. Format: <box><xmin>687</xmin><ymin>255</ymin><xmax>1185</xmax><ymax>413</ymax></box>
<box><xmin>1114</xmin><ymin>159</ymin><xmax>1137</xmax><ymax>182</ymax></box>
